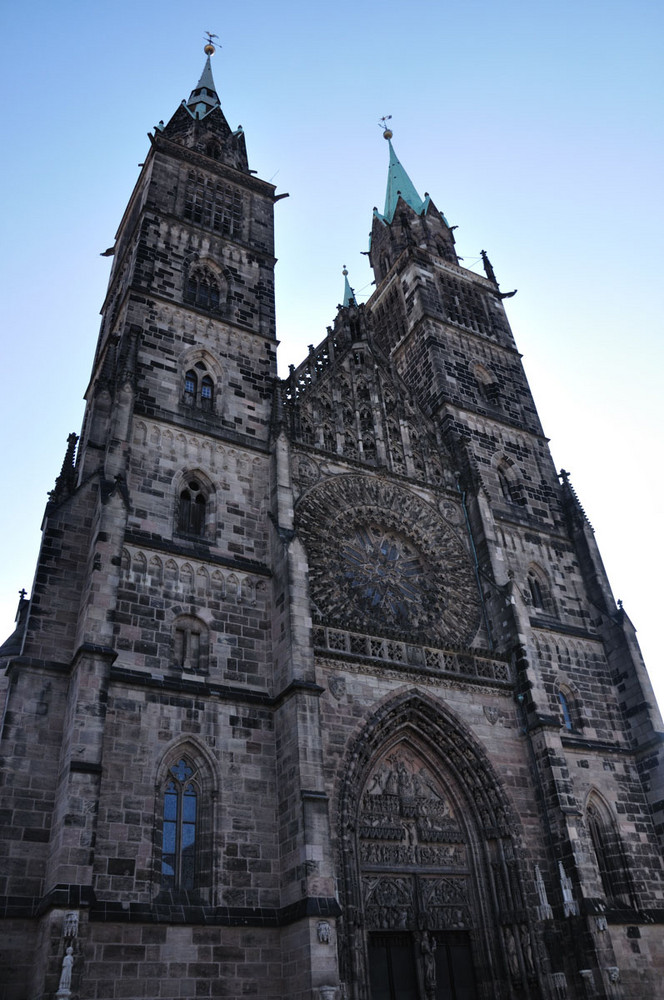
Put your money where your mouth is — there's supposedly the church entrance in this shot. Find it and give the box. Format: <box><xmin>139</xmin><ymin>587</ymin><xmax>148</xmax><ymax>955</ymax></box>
<box><xmin>358</xmin><ymin>744</ymin><xmax>479</xmax><ymax>1000</ymax></box>
<box><xmin>368</xmin><ymin>931</ymin><xmax>477</xmax><ymax>1000</ymax></box>
<box><xmin>338</xmin><ymin>696</ymin><xmax>541</xmax><ymax>998</ymax></box>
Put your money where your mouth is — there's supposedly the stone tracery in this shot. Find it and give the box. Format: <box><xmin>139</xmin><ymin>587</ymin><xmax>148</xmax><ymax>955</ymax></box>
<box><xmin>296</xmin><ymin>475</ymin><xmax>480</xmax><ymax>647</ymax></box>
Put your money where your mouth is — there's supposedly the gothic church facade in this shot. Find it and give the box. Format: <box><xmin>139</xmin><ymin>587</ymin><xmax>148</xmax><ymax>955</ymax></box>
<box><xmin>1</xmin><ymin>48</ymin><xmax>663</xmax><ymax>1000</ymax></box>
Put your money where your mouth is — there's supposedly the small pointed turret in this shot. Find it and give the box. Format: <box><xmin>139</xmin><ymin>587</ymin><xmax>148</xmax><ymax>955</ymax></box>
<box><xmin>185</xmin><ymin>44</ymin><xmax>220</xmax><ymax>119</ymax></box>
<box><xmin>342</xmin><ymin>266</ymin><xmax>356</xmax><ymax>307</ymax></box>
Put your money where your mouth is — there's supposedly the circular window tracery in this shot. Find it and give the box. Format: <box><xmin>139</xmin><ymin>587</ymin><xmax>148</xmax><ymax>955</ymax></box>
<box><xmin>296</xmin><ymin>476</ymin><xmax>479</xmax><ymax>646</ymax></box>
<box><xmin>339</xmin><ymin>526</ymin><xmax>431</xmax><ymax>629</ymax></box>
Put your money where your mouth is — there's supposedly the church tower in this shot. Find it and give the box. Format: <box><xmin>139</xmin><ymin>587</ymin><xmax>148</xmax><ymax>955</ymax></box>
<box><xmin>1</xmin><ymin>49</ymin><xmax>663</xmax><ymax>1000</ymax></box>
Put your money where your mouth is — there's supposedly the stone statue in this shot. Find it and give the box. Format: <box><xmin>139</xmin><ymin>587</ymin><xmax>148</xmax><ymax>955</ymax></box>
<box><xmin>57</xmin><ymin>946</ymin><xmax>74</xmax><ymax>995</ymax></box>
<box><xmin>420</xmin><ymin>932</ymin><xmax>437</xmax><ymax>995</ymax></box>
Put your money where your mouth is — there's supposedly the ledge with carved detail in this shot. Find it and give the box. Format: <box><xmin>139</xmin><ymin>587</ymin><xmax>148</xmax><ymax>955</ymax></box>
<box><xmin>313</xmin><ymin>625</ymin><xmax>512</xmax><ymax>687</ymax></box>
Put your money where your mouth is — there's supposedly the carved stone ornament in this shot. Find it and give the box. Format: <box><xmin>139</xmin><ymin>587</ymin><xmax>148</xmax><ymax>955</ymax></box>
<box><xmin>318</xmin><ymin>986</ymin><xmax>338</xmax><ymax>1000</ymax></box>
<box><xmin>550</xmin><ymin>971</ymin><xmax>568</xmax><ymax>1000</ymax></box>
<box><xmin>63</xmin><ymin>911</ymin><xmax>79</xmax><ymax>938</ymax></box>
<box><xmin>328</xmin><ymin>675</ymin><xmax>346</xmax><ymax>701</ymax></box>
<box><xmin>483</xmin><ymin>706</ymin><xmax>499</xmax><ymax>725</ymax></box>
<box><xmin>296</xmin><ymin>475</ymin><xmax>480</xmax><ymax>646</ymax></box>
<box><xmin>291</xmin><ymin>453</ymin><xmax>320</xmax><ymax>488</ymax></box>
<box><xmin>438</xmin><ymin>499</ymin><xmax>463</xmax><ymax>525</ymax></box>
<box><xmin>317</xmin><ymin>920</ymin><xmax>332</xmax><ymax>944</ymax></box>
<box><xmin>606</xmin><ymin>967</ymin><xmax>620</xmax><ymax>984</ymax></box>
<box><xmin>534</xmin><ymin>864</ymin><xmax>553</xmax><ymax>921</ymax></box>
<box><xmin>559</xmin><ymin>862</ymin><xmax>579</xmax><ymax>917</ymax></box>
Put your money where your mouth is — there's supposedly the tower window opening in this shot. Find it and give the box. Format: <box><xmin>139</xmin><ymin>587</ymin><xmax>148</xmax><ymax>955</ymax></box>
<box><xmin>184</xmin><ymin>369</ymin><xmax>197</xmax><ymax>398</ymax></box>
<box><xmin>183</xmin><ymin>363</ymin><xmax>215</xmax><ymax>411</ymax></box>
<box><xmin>498</xmin><ymin>469</ymin><xmax>514</xmax><ymax>503</ymax></box>
<box><xmin>184</xmin><ymin>172</ymin><xmax>243</xmax><ymax>237</ymax></box>
<box><xmin>185</xmin><ymin>269</ymin><xmax>220</xmax><ymax>312</ymax></box>
<box><xmin>528</xmin><ymin>573</ymin><xmax>544</xmax><ymax>609</ymax></box>
<box><xmin>201</xmin><ymin>375</ymin><xmax>213</xmax><ymax>409</ymax></box>
<box><xmin>558</xmin><ymin>690</ymin><xmax>574</xmax><ymax>731</ymax></box>
<box><xmin>178</xmin><ymin>480</ymin><xmax>207</xmax><ymax>536</ymax></box>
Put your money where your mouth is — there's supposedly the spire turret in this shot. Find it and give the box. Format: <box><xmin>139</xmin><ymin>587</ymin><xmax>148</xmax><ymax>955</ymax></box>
<box><xmin>380</xmin><ymin>136</ymin><xmax>429</xmax><ymax>223</ymax></box>
<box><xmin>185</xmin><ymin>42</ymin><xmax>220</xmax><ymax>119</ymax></box>
<box><xmin>368</xmin><ymin>126</ymin><xmax>457</xmax><ymax>281</ymax></box>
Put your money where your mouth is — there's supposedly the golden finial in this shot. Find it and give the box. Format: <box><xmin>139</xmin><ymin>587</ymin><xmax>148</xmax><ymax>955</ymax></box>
<box><xmin>378</xmin><ymin>115</ymin><xmax>393</xmax><ymax>140</ymax></box>
<box><xmin>342</xmin><ymin>265</ymin><xmax>348</xmax><ymax>276</ymax></box>
<box><xmin>204</xmin><ymin>31</ymin><xmax>218</xmax><ymax>56</ymax></box>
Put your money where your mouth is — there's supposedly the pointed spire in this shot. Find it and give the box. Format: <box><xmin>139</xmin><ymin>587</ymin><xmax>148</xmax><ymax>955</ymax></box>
<box><xmin>186</xmin><ymin>39</ymin><xmax>221</xmax><ymax>119</ymax></box>
<box><xmin>342</xmin><ymin>265</ymin><xmax>355</xmax><ymax>307</ymax></box>
<box><xmin>382</xmin><ymin>131</ymin><xmax>427</xmax><ymax>224</ymax></box>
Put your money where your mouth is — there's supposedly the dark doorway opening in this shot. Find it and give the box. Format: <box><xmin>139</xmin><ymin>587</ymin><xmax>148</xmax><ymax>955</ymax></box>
<box><xmin>368</xmin><ymin>931</ymin><xmax>476</xmax><ymax>1000</ymax></box>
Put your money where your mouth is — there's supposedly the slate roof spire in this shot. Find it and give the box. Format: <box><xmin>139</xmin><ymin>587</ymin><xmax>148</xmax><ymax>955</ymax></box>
<box><xmin>186</xmin><ymin>38</ymin><xmax>221</xmax><ymax>119</ymax></box>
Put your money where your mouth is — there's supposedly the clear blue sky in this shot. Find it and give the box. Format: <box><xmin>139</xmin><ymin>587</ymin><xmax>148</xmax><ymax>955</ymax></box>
<box><xmin>1</xmin><ymin>1</ymin><xmax>662</xmax><ymax>703</ymax></box>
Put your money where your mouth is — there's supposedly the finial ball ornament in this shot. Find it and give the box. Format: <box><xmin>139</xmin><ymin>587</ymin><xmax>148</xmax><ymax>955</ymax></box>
<box><xmin>383</xmin><ymin>129</ymin><xmax>393</xmax><ymax>140</ymax></box>
<box><xmin>204</xmin><ymin>43</ymin><xmax>216</xmax><ymax>55</ymax></box>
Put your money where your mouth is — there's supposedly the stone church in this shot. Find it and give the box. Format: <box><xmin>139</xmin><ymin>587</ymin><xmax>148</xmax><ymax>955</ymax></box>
<box><xmin>1</xmin><ymin>44</ymin><xmax>663</xmax><ymax>1000</ymax></box>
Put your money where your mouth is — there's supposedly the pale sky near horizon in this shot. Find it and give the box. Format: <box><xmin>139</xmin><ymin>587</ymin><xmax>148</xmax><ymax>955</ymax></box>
<box><xmin>1</xmin><ymin>1</ymin><xmax>662</xmax><ymax>705</ymax></box>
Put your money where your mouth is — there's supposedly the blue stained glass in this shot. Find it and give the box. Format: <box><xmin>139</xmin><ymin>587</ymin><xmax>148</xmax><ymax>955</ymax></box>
<box><xmin>558</xmin><ymin>692</ymin><xmax>573</xmax><ymax>730</ymax></box>
<box><xmin>170</xmin><ymin>759</ymin><xmax>193</xmax><ymax>782</ymax></box>
<box><xmin>183</xmin><ymin>786</ymin><xmax>197</xmax><ymax>821</ymax></box>
<box><xmin>164</xmin><ymin>786</ymin><xmax>178</xmax><ymax>820</ymax></box>
<box><xmin>162</xmin><ymin>820</ymin><xmax>176</xmax><ymax>852</ymax></box>
<box><xmin>182</xmin><ymin>822</ymin><xmax>196</xmax><ymax>849</ymax></box>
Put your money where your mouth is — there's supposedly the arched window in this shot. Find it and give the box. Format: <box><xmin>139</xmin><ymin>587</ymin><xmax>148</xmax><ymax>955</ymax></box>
<box><xmin>205</xmin><ymin>140</ymin><xmax>221</xmax><ymax>160</ymax></box>
<box><xmin>183</xmin><ymin>361</ymin><xmax>215</xmax><ymax>412</ymax></box>
<box><xmin>184</xmin><ymin>369</ymin><xmax>197</xmax><ymax>400</ymax></box>
<box><xmin>201</xmin><ymin>374</ymin><xmax>213</xmax><ymax>410</ymax></box>
<box><xmin>177</xmin><ymin>479</ymin><xmax>207</xmax><ymax>536</ymax></box>
<box><xmin>161</xmin><ymin>758</ymin><xmax>199</xmax><ymax>891</ymax></box>
<box><xmin>496</xmin><ymin>461</ymin><xmax>523</xmax><ymax>506</ymax></box>
<box><xmin>528</xmin><ymin>573</ymin><xmax>544</xmax><ymax>608</ymax></box>
<box><xmin>473</xmin><ymin>363</ymin><xmax>500</xmax><ymax>406</ymax></box>
<box><xmin>527</xmin><ymin>566</ymin><xmax>552</xmax><ymax>612</ymax></box>
<box><xmin>586</xmin><ymin>795</ymin><xmax>634</xmax><ymax>906</ymax></box>
<box><xmin>558</xmin><ymin>690</ymin><xmax>574</xmax><ymax>731</ymax></box>
<box><xmin>184</xmin><ymin>267</ymin><xmax>220</xmax><ymax>312</ymax></box>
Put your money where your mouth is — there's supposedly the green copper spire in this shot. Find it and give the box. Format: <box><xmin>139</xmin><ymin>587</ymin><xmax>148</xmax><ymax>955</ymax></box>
<box><xmin>382</xmin><ymin>135</ymin><xmax>427</xmax><ymax>223</ymax></box>
<box><xmin>186</xmin><ymin>41</ymin><xmax>221</xmax><ymax>119</ymax></box>
<box><xmin>342</xmin><ymin>266</ymin><xmax>355</xmax><ymax>307</ymax></box>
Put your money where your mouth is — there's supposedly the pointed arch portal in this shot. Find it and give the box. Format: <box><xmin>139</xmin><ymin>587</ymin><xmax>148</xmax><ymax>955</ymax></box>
<box><xmin>337</xmin><ymin>692</ymin><xmax>543</xmax><ymax>1000</ymax></box>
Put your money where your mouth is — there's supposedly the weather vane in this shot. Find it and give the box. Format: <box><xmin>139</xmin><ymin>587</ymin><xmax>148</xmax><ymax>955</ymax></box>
<box><xmin>378</xmin><ymin>115</ymin><xmax>393</xmax><ymax>140</ymax></box>
<box><xmin>204</xmin><ymin>31</ymin><xmax>219</xmax><ymax>55</ymax></box>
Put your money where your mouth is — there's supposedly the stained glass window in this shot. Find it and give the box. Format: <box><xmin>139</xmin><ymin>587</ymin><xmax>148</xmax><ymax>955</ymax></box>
<box><xmin>161</xmin><ymin>759</ymin><xmax>198</xmax><ymax>891</ymax></box>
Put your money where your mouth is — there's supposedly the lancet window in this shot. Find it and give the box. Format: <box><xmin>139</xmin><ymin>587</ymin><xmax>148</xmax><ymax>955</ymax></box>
<box><xmin>177</xmin><ymin>480</ymin><xmax>207</xmax><ymax>537</ymax></box>
<box><xmin>586</xmin><ymin>794</ymin><xmax>634</xmax><ymax>906</ymax></box>
<box><xmin>161</xmin><ymin>758</ymin><xmax>199</xmax><ymax>891</ymax></box>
